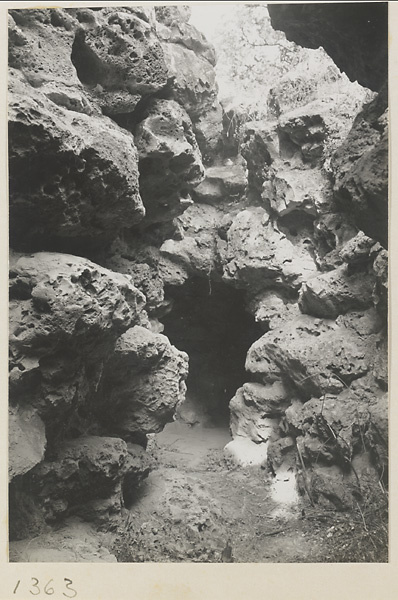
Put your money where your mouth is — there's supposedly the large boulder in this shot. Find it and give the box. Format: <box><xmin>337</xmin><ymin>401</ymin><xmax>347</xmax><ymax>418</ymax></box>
<box><xmin>299</xmin><ymin>264</ymin><xmax>375</xmax><ymax>319</ymax></box>
<box><xmin>24</xmin><ymin>436</ymin><xmax>149</xmax><ymax>522</ymax></box>
<box><xmin>98</xmin><ymin>326</ymin><xmax>189</xmax><ymax>443</ymax></box>
<box><xmin>70</xmin><ymin>7</ymin><xmax>168</xmax><ymax>115</ymax></box>
<box><xmin>246</xmin><ymin>311</ymin><xmax>384</xmax><ymax>397</ymax></box>
<box><xmin>9</xmin><ymin>405</ymin><xmax>46</xmax><ymax>481</ymax></box>
<box><xmin>221</xmin><ymin>208</ymin><xmax>317</xmax><ymax>293</ymax></box>
<box><xmin>9</xmin><ymin>251</ymin><xmax>146</xmax><ymax>439</ymax></box>
<box><xmin>8</xmin><ymin>9</ymin><xmax>94</xmax><ymax>113</ymax></box>
<box><xmin>160</xmin><ymin>203</ymin><xmax>224</xmax><ymax>279</ymax></box>
<box><xmin>9</xmin><ymin>72</ymin><xmax>144</xmax><ymax>252</ymax></box>
<box><xmin>134</xmin><ymin>98</ymin><xmax>204</xmax><ymax>224</ymax></box>
<box><xmin>332</xmin><ymin>89</ymin><xmax>388</xmax><ymax>247</ymax></box>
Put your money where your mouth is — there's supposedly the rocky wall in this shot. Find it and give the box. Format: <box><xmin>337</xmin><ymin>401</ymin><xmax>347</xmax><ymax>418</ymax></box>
<box><xmin>8</xmin><ymin>6</ymin><xmax>210</xmax><ymax>552</ymax></box>
<box><xmin>8</xmin><ymin>3</ymin><xmax>388</xmax><ymax>559</ymax></box>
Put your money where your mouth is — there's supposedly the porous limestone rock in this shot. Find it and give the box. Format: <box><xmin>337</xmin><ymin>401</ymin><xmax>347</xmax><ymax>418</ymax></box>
<box><xmin>246</xmin><ymin>312</ymin><xmax>383</xmax><ymax>397</ymax></box>
<box><xmin>9</xmin><ymin>251</ymin><xmax>146</xmax><ymax>436</ymax></box>
<box><xmin>70</xmin><ymin>7</ymin><xmax>168</xmax><ymax>114</ymax></box>
<box><xmin>278</xmin><ymin>110</ymin><xmax>327</xmax><ymax>165</ymax></box>
<box><xmin>160</xmin><ymin>38</ymin><xmax>217</xmax><ymax>122</ymax></box>
<box><xmin>155</xmin><ymin>6</ymin><xmax>215</xmax><ymax>66</ymax></box>
<box><xmin>239</xmin><ymin>121</ymin><xmax>280</xmax><ymax>200</ymax></box>
<box><xmin>229</xmin><ymin>382</ymin><xmax>290</xmax><ymax>443</ymax></box>
<box><xmin>155</xmin><ymin>9</ymin><xmax>222</xmax><ymax>160</ymax></box>
<box><xmin>9</xmin><ymin>72</ymin><xmax>144</xmax><ymax>252</ymax></box>
<box><xmin>25</xmin><ymin>436</ymin><xmax>148</xmax><ymax>522</ymax></box>
<box><xmin>99</xmin><ymin>326</ymin><xmax>189</xmax><ymax>443</ymax></box>
<box><xmin>160</xmin><ymin>203</ymin><xmax>223</xmax><ymax>278</ymax></box>
<box><xmin>134</xmin><ymin>98</ymin><xmax>204</xmax><ymax>224</ymax></box>
<box><xmin>267</xmin><ymin>167</ymin><xmax>329</xmax><ymax>217</ymax></box>
<box><xmin>9</xmin><ymin>405</ymin><xmax>46</xmax><ymax>480</ymax></box>
<box><xmin>191</xmin><ymin>158</ymin><xmax>247</xmax><ymax>204</ymax></box>
<box><xmin>9</xmin><ymin>9</ymin><xmax>90</xmax><ymax>108</ymax></box>
<box><xmin>299</xmin><ymin>265</ymin><xmax>375</xmax><ymax>319</ymax></box>
<box><xmin>221</xmin><ymin>208</ymin><xmax>317</xmax><ymax>293</ymax></box>
<box><xmin>247</xmin><ymin>290</ymin><xmax>301</xmax><ymax>331</ymax></box>
<box><xmin>339</xmin><ymin>231</ymin><xmax>379</xmax><ymax>265</ymax></box>
<box><xmin>332</xmin><ymin>89</ymin><xmax>388</xmax><ymax>247</ymax></box>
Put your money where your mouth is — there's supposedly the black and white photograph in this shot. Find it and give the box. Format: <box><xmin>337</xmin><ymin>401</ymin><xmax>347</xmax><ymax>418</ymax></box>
<box><xmin>4</xmin><ymin>0</ymin><xmax>393</xmax><ymax>589</ymax></box>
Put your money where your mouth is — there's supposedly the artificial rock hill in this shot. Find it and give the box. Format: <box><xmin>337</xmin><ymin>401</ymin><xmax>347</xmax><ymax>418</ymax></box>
<box><xmin>8</xmin><ymin>4</ymin><xmax>388</xmax><ymax>560</ymax></box>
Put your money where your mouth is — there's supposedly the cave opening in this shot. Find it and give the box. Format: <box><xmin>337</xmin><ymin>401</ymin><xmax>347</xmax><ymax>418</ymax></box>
<box><xmin>161</xmin><ymin>277</ymin><xmax>263</xmax><ymax>428</ymax></box>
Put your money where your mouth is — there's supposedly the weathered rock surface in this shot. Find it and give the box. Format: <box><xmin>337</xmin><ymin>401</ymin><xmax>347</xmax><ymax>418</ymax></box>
<box><xmin>278</xmin><ymin>110</ymin><xmax>327</xmax><ymax>165</ymax></box>
<box><xmin>230</xmin><ymin>382</ymin><xmax>290</xmax><ymax>443</ymax></box>
<box><xmin>9</xmin><ymin>72</ymin><xmax>144</xmax><ymax>252</ymax></box>
<box><xmin>98</xmin><ymin>326</ymin><xmax>189</xmax><ymax>443</ymax></box>
<box><xmin>247</xmin><ymin>290</ymin><xmax>300</xmax><ymax>331</ymax></box>
<box><xmin>24</xmin><ymin>436</ymin><xmax>149</xmax><ymax>523</ymax></box>
<box><xmin>191</xmin><ymin>158</ymin><xmax>247</xmax><ymax>204</ymax></box>
<box><xmin>9</xmin><ymin>251</ymin><xmax>146</xmax><ymax>435</ymax></box>
<box><xmin>134</xmin><ymin>98</ymin><xmax>204</xmax><ymax>224</ymax></box>
<box><xmin>9</xmin><ymin>405</ymin><xmax>46</xmax><ymax>480</ymax></box>
<box><xmin>155</xmin><ymin>6</ymin><xmax>215</xmax><ymax>66</ymax></box>
<box><xmin>299</xmin><ymin>265</ymin><xmax>375</xmax><ymax>319</ymax></box>
<box><xmin>221</xmin><ymin>208</ymin><xmax>317</xmax><ymax>293</ymax></box>
<box><xmin>332</xmin><ymin>89</ymin><xmax>388</xmax><ymax>247</ymax></box>
<box><xmin>8</xmin><ymin>1</ymin><xmax>388</xmax><ymax>550</ymax></box>
<box><xmin>246</xmin><ymin>311</ymin><xmax>383</xmax><ymax>397</ymax></box>
<box><xmin>160</xmin><ymin>202</ymin><xmax>225</xmax><ymax>279</ymax></box>
<box><xmin>155</xmin><ymin>5</ymin><xmax>222</xmax><ymax>161</ymax></box>
<box><xmin>71</xmin><ymin>8</ymin><xmax>168</xmax><ymax>115</ymax></box>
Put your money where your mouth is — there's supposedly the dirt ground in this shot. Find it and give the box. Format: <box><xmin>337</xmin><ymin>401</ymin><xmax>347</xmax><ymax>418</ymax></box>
<box><xmin>113</xmin><ymin>422</ymin><xmax>388</xmax><ymax>563</ymax></box>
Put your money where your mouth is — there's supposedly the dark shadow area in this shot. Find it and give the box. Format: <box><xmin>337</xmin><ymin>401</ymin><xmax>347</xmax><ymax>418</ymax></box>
<box><xmin>161</xmin><ymin>277</ymin><xmax>263</xmax><ymax>426</ymax></box>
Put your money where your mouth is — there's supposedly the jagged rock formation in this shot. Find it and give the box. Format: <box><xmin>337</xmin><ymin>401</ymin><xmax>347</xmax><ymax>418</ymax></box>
<box><xmin>8</xmin><ymin>4</ymin><xmax>388</xmax><ymax>560</ymax></box>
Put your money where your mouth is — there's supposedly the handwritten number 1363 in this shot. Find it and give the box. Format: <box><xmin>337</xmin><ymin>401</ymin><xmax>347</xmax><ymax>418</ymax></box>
<box><xmin>13</xmin><ymin>578</ymin><xmax>77</xmax><ymax>597</ymax></box>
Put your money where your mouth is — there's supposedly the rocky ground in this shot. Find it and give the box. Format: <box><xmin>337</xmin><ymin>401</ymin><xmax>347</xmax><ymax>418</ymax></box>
<box><xmin>110</xmin><ymin>422</ymin><xmax>388</xmax><ymax>564</ymax></box>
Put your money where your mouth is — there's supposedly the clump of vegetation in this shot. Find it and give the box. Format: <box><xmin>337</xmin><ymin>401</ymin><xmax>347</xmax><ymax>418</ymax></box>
<box><xmin>306</xmin><ymin>482</ymin><xmax>388</xmax><ymax>563</ymax></box>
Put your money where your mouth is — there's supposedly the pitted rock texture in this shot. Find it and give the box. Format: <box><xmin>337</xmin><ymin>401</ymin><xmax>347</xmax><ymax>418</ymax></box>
<box><xmin>9</xmin><ymin>72</ymin><xmax>144</xmax><ymax>252</ymax></box>
<box><xmin>268</xmin><ymin>3</ymin><xmax>388</xmax><ymax>91</ymax></box>
<box><xmin>9</xmin><ymin>9</ymin><xmax>88</xmax><ymax>101</ymax></box>
<box><xmin>160</xmin><ymin>36</ymin><xmax>218</xmax><ymax>121</ymax></box>
<box><xmin>155</xmin><ymin>6</ymin><xmax>216</xmax><ymax>66</ymax></box>
<box><xmin>154</xmin><ymin>5</ymin><xmax>222</xmax><ymax>162</ymax></box>
<box><xmin>221</xmin><ymin>208</ymin><xmax>317</xmax><ymax>293</ymax></box>
<box><xmin>134</xmin><ymin>98</ymin><xmax>204</xmax><ymax>224</ymax></box>
<box><xmin>9</xmin><ymin>251</ymin><xmax>146</xmax><ymax>440</ymax></box>
<box><xmin>230</xmin><ymin>382</ymin><xmax>291</xmax><ymax>443</ymax></box>
<box><xmin>71</xmin><ymin>8</ymin><xmax>168</xmax><ymax>115</ymax></box>
<box><xmin>98</xmin><ymin>326</ymin><xmax>188</xmax><ymax>443</ymax></box>
<box><xmin>25</xmin><ymin>436</ymin><xmax>148</xmax><ymax>523</ymax></box>
<box><xmin>299</xmin><ymin>265</ymin><xmax>375</xmax><ymax>319</ymax></box>
<box><xmin>8</xmin><ymin>3</ymin><xmax>388</xmax><ymax>551</ymax></box>
<box><xmin>246</xmin><ymin>311</ymin><xmax>384</xmax><ymax>397</ymax></box>
<box><xmin>332</xmin><ymin>88</ymin><xmax>388</xmax><ymax>247</ymax></box>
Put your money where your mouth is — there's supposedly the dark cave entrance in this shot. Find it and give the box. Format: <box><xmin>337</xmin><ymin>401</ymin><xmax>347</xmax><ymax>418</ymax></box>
<box><xmin>161</xmin><ymin>277</ymin><xmax>263</xmax><ymax>427</ymax></box>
